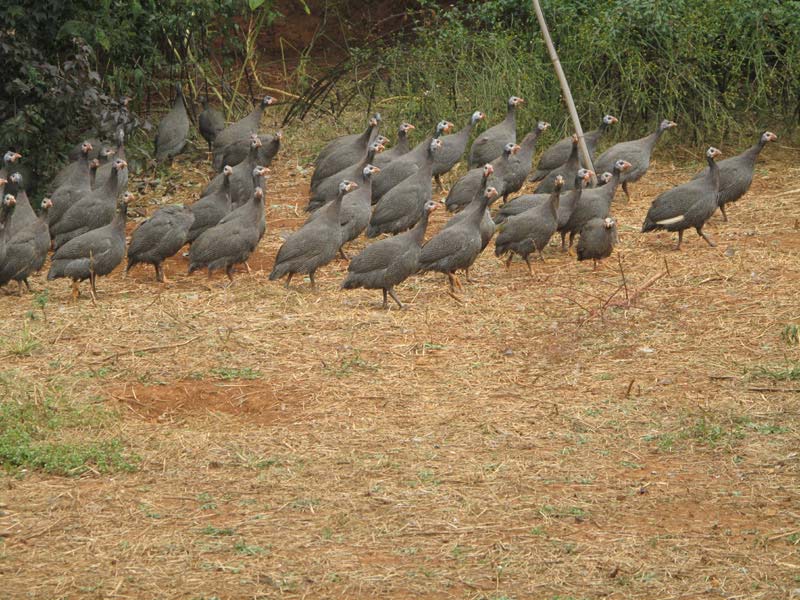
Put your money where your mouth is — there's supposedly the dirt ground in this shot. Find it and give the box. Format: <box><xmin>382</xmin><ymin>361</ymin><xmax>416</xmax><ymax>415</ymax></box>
<box><xmin>1</xmin><ymin>133</ymin><xmax>799</xmax><ymax>599</ymax></box>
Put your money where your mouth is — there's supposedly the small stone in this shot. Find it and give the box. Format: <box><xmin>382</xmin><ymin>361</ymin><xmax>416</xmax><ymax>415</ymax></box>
<box><xmin>502</xmin><ymin>348</ymin><xmax>514</xmax><ymax>357</ymax></box>
<box><xmin>657</xmin><ymin>377</ymin><xmax>674</xmax><ymax>386</ymax></box>
<box><xmin>724</xmin><ymin>247</ymin><xmax>736</xmax><ymax>257</ymax></box>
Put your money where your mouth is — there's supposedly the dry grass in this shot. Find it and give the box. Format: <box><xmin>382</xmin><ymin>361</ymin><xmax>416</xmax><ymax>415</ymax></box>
<box><xmin>1</xmin><ymin>130</ymin><xmax>799</xmax><ymax>599</ymax></box>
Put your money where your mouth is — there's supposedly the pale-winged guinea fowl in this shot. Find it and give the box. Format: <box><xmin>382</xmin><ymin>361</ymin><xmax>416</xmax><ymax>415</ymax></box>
<box><xmin>535</xmin><ymin>135</ymin><xmax>580</xmax><ymax>193</ymax></box>
<box><xmin>0</xmin><ymin>198</ymin><xmax>52</xmax><ymax>294</ymax></box>
<box><xmin>593</xmin><ymin>119</ymin><xmax>677</xmax><ymax>200</ymax></box>
<box><xmin>343</xmin><ymin>200</ymin><xmax>438</xmax><ymax>309</ymax></box>
<box><xmin>371</xmin><ymin>120</ymin><xmax>452</xmax><ymax>204</ymax></box>
<box><xmin>47</xmin><ymin>193</ymin><xmax>131</xmax><ymax>302</ymax></box>
<box><xmin>216</xmin><ymin>131</ymin><xmax>282</xmax><ymax>171</ymax></box>
<box><xmin>51</xmin><ymin>159</ymin><xmax>127</xmax><ymax>250</ymax></box>
<box><xmin>367</xmin><ymin>138</ymin><xmax>442</xmax><ymax>237</ymax></box>
<box><xmin>642</xmin><ymin>147</ymin><xmax>722</xmax><ymax>250</ymax></box>
<box><xmin>269</xmin><ymin>180</ymin><xmax>359</xmax><ymax>288</ymax></box>
<box><xmin>374</xmin><ymin>123</ymin><xmax>415</xmax><ymax>167</ymax></box>
<box><xmin>311</xmin><ymin>115</ymin><xmax>381</xmax><ymax>189</ymax></box>
<box><xmin>198</xmin><ymin>96</ymin><xmax>225</xmax><ymax>152</ymax></box>
<box><xmin>189</xmin><ymin>168</ymin><xmax>270</xmax><ymax>282</ymax></box>
<box><xmin>563</xmin><ymin>160</ymin><xmax>630</xmax><ymax>248</ymax></box>
<box><xmin>499</xmin><ymin>121</ymin><xmax>550</xmax><ymax>200</ymax></box>
<box><xmin>308</xmin><ymin>164</ymin><xmax>381</xmax><ymax>259</ymax></box>
<box><xmin>433</xmin><ymin>111</ymin><xmax>485</xmax><ymax>188</ymax></box>
<box><xmin>127</xmin><ymin>204</ymin><xmax>195</xmax><ymax>283</ymax></box>
<box><xmin>690</xmin><ymin>131</ymin><xmax>777</xmax><ymax>221</ymax></box>
<box><xmin>445</xmin><ymin>142</ymin><xmax>519</xmax><ymax>212</ymax></box>
<box><xmin>307</xmin><ymin>140</ymin><xmax>384</xmax><ymax>212</ymax></box>
<box><xmin>212</xmin><ymin>95</ymin><xmax>277</xmax><ymax>152</ymax></box>
<box><xmin>187</xmin><ymin>165</ymin><xmax>234</xmax><ymax>243</ymax></box>
<box><xmin>417</xmin><ymin>186</ymin><xmax>499</xmax><ymax>295</ymax></box>
<box><xmin>495</xmin><ymin>176</ymin><xmax>564</xmax><ymax>274</ymax></box>
<box><xmin>531</xmin><ymin>114</ymin><xmax>618</xmax><ymax>181</ymax></box>
<box><xmin>202</xmin><ymin>134</ymin><xmax>262</xmax><ymax>207</ymax></box>
<box><xmin>48</xmin><ymin>142</ymin><xmax>94</xmax><ymax>229</ymax></box>
<box><xmin>468</xmin><ymin>96</ymin><xmax>524</xmax><ymax>168</ymax></box>
<box><xmin>577</xmin><ymin>217</ymin><xmax>618</xmax><ymax>269</ymax></box>
<box><xmin>155</xmin><ymin>83</ymin><xmax>190</xmax><ymax>161</ymax></box>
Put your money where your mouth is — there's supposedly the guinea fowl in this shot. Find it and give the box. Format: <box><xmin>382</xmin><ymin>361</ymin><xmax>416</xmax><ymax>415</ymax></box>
<box><xmin>445</xmin><ymin>142</ymin><xmax>519</xmax><ymax>212</ymax></box>
<box><xmin>67</xmin><ymin>138</ymin><xmax>104</xmax><ymax>162</ymax></box>
<box><xmin>531</xmin><ymin>114</ymin><xmax>618</xmax><ymax>181</ymax></box>
<box><xmin>202</xmin><ymin>134</ymin><xmax>262</xmax><ymax>207</ymax></box>
<box><xmin>48</xmin><ymin>142</ymin><xmax>94</xmax><ymax>230</ymax></box>
<box><xmin>0</xmin><ymin>195</ymin><xmax>17</xmax><ymax>266</ymax></box>
<box><xmin>0</xmin><ymin>198</ymin><xmax>52</xmax><ymax>294</ymax></box>
<box><xmin>95</xmin><ymin>130</ymin><xmax>128</xmax><ymax>191</ymax></box>
<box><xmin>127</xmin><ymin>204</ymin><xmax>195</xmax><ymax>283</ymax></box>
<box><xmin>642</xmin><ymin>147</ymin><xmax>722</xmax><ymax>250</ymax></box>
<box><xmin>307</xmin><ymin>140</ymin><xmax>384</xmax><ymax>212</ymax></box>
<box><xmin>308</xmin><ymin>164</ymin><xmax>381</xmax><ymax>259</ymax></box>
<box><xmin>563</xmin><ymin>160</ymin><xmax>630</xmax><ymax>248</ymax></box>
<box><xmin>270</xmin><ymin>180</ymin><xmax>359</xmax><ymax>288</ymax></box>
<box><xmin>499</xmin><ymin>121</ymin><xmax>550</xmax><ymax>200</ymax></box>
<box><xmin>215</xmin><ymin>131</ymin><xmax>282</xmax><ymax>171</ymax></box>
<box><xmin>343</xmin><ymin>200</ymin><xmax>438</xmax><ymax>309</ymax></box>
<box><xmin>418</xmin><ymin>186</ymin><xmax>499</xmax><ymax>295</ymax></box>
<box><xmin>0</xmin><ymin>152</ymin><xmax>22</xmax><ymax>184</ymax></box>
<box><xmin>1</xmin><ymin>175</ymin><xmax>37</xmax><ymax>236</ymax></box>
<box><xmin>495</xmin><ymin>176</ymin><xmax>564</xmax><ymax>274</ymax></box>
<box><xmin>367</xmin><ymin>138</ymin><xmax>442</xmax><ymax>237</ymax></box>
<box><xmin>48</xmin><ymin>193</ymin><xmax>131</xmax><ymax>302</ymax></box>
<box><xmin>212</xmin><ymin>95</ymin><xmax>277</xmax><ymax>152</ymax></box>
<box><xmin>52</xmin><ymin>141</ymin><xmax>102</xmax><ymax>190</ymax></box>
<box><xmin>155</xmin><ymin>83</ymin><xmax>190</xmax><ymax>162</ymax></box>
<box><xmin>690</xmin><ymin>131</ymin><xmax>777</xmax><ymax>221</ymax></box>
<box><xmin>535</xmin><ymin>135</ymin><xmax>580</xmax><ymax>193</ymax></box>
<box><xmin>189</xmin><ymin>169</ymin><xmax>270</xmax><ymax>283</ymax></box>
<box><xmin>311</xmin><ymin>115</ymin><xmax>381</xmax><ymax>189</ymax></box>
<box><xmin>187</xmin><ymin>165</ymin><xmax>233</xmax><ymax>243</ymax></box>
<box><xmin>468</xmin><ymin>96</ymin><xmax>524</xmax><ymax>168</ymax></box>
<box><xmin>51</xmin><ymin>159</ymin><xmax>127</xmax><ymax>250</ymax></box>
<box><xmin>577</xmin><ymin>217</ymin><xmax>618</xmax><ymax>269</ymax></box>
<box><xmin>374</xmin><ymin>123</ymin><xmax>415</xmax><ymax>167</ymax></box>
<box><xmin>593</xmin><ymin>119</ymin><xmax>677</xmax><ymax>200</ymax></box>
<box><xmin>371</xmin><ymin>120</ymin><xmax>452</xmax><ymax>204</ymax></box>
<box><xmin>198</xmin><ymin>96</ymin><xmax>225</xmax><ymax>152</ymax></box>
<box><xmin>433</xmin><ymin>111</ymin><xmax>485</xmax><ymax>188</ymax></box>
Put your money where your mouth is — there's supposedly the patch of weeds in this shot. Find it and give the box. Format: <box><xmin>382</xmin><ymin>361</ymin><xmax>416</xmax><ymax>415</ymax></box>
<box><xmin>0</xmin><ymin>371</ymin><xmax>136</xmax><ymax>476</ymax></box>
<box><xmin>325</xmin><ymin>351</ymin><xmax>377</xmax><ymax>378</ymax></box>
<box><xmin>422</xmin><ymin>342</ymin><xmax>446</xmax><ymax>352</ymax></box>
<box><xmin>289</xmin><ymin>498</ymin><xmax>318</xmax><ymax>511</ymax></box>
<box><xmin>530</xmin><ymin>526</ymin><xmax>546</xmax><ymax>536</ymax></box>
<box><xmin>196</xmin><ymin>493</ymin><xmax>217</xmax><ymax>510</ymax></box>
<box><xmin>595</xmin><ymin>373</ymin><xmax>613</xmax><ymax>381</ymax></box>
<box><xmin>539</xmin><ymin>505</ymin><xmax>589</xmax><ymax>519</ymax></box>
<box><xmin>210</xmin><ymin>367</ymin><xmax>262</xmax><ymax>380</ymax></box>
<box><xmin>200</xmin><ymin>525</ymin><xmax>236</xmax><ymax>537</ymax></box>
<box><xmin>417</xmin><ymin>468</ymin><xmax>440</xmax><ymax>485</ymax></box>
<box><xmin>234</xmin><ymin>540</ymin><xmax>268</xmax><ymax>556</ymax></box>
<box><xmin>684</xmin><ymin>417</ymin><xmax>740</xmax><ymax>447</ymax></box>
<box><xmin>781</xmin><ymin>324</ymin><xmax>799</xmax><ymax>346</ymax></box>
<box><xmin>395</xmin><ymin>546</ymin><xmax>418</xmax><ymax>555</ymax></box>
<box><xmin>3</xmin><ymin>324</ymin><xmax>41</xmax><ymax>357</ymax></box>
<box><xmin>620</xmin><ymin>460</ymin><xmax>642</xmax><ymax>469</ymax></box>
<box><xmin>139</xmin><ymin>503</ymin><xmax>163</xmax><ymax>519</ymax></box>
<box><xmin>750</xmin><ymin>362</ymin><xmax>800</xmax><ymax>381</ymax></box>
<box><xmin>787</xmin><ymin>533</ymin><xmax>800</xmax><ymax>545</ymax></box>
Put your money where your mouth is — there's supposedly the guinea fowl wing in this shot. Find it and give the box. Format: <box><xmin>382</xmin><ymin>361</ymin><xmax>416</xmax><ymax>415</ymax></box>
<box><xmin>645</xmin><ymin>179</ymin><xmax>709</xmax><ymax>225</ymax></box>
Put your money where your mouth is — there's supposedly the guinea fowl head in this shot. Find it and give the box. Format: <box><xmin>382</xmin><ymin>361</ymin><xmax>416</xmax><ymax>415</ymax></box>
<box><xmin>81</xmin><ymin>142</ymin><xmax>93</xmax><ymax>155</ymax></box>
<box><xmin>3</xmin><ymin>194</ymin><xmax>16</xmax><ymax>208</ymax></box>
<box><xmin>122</xmin><ymin>192</ymin><xmax>134</xmax><ymax>205</ymax></box>
<box><xmin>4</xmin><ymin>151</ymin><xmax>22</xmax><ymax>164</ymax></box>
<box><xmin>603</xmin><ymin>115</ymin><xmax>619</xmax><ymax>125</ymax></box>
<box><xmin>603</xmin><ymin>217</ymin><xmax>616</xmax><ymax>229</ymax></box>
<box><xmin>113</xmin><ymin>159</ymin><xmax>128</xmax><ymax>172</ymax></box>
<box><xmin>762</xmin><ymin>131</ymin><xmax>778</xmax><ymax>143</ymax></box>
<box><xmin>252</xmin><ymin>166</ymin><xmax>269</xmax><ymax>186</ymax></box>
<box><xmin>429</xmin><ymin>138</ymin><xmax>444</xmax><ymax>154</ymax></box>
<box><xmin>484</xmin><ymin>186</ymin><xmax>499</xmax><ymax>202</ymax></box>
<box><xmin>253</xmin><ymin>187</ymin><xmax>264</xmax><ymax>202</ymax></box>
<box><xmin>260</xmin><ymin>96</ymin><xmax>277</xmax><ymax>108</ymax></box>
<box><xmin>399</xmin><ymin>123</ymin><xmax>415</xmax><ymax>133</ymax></box>
<box><xmin>659</xmin><ymin>119</ymin><xmax>677</xmax><ymax>131</ymax></box>
<box><xmin>571</xmin><ymin>134</ymin><xmax>579</xmax><ymax>145</ymax></box>
<box><xmin>373</xmin><ymin>137</ymin><xmax>389</xmax><ymax>149</ymax></box>
<box><xmin>101</xmin><ymin>147</ymin><xmax>116</xmax><ymax>160</ymax></box>
<box><xmin>223</xmin><ymin>165</ymin><xmax>234</xmax><ymax>177</ymax></box>
<box><xmin>250</xmin><ymin>134</ymin><xmax>263</xmax><ymax>149</ymax></box>
<box><xmin>577</xmin><ymin>168</ymin><xmax>594</xmax><ymax>186</ymax></box>
<box><xmin>471</xmin><ymin>111</ymin><xmax>486</xmax><ymax>124</ymax></box>
<box><xmin>89</xmin><ymin>159</ymin><xmax>101</xmax><ymax>170</ymax></box>
<box><xmin>339</xmin><ymin>180</ymin><xmax>359</xmax><ymax>195</ymax></box>
<box><xmin>614</xmin><ymin>160</ymin><xmax>632</xmax><ymax>173</ymax></box>
<box><xmin>424</xmin><ymin>200</ymin><xmax>439</xmax><ymax>215</ymax></box>
<box><xmin>600</xmin><ymin>172</ymin><xmax>613</xmax><ymax>185</ymax></box>
<box><xmin>10</xmin><ymin>172</ymin><xmax>23</xmax><ymax>186</ymax></box>
<box><xmin>553</xmin><ymin>175</ymin><xmax>565</xmax><ymax>190</ymax></box>
<box><xmin>483</xmin><ymin>164</ymin><xmax>494</xmax><ymax>178</ymax></box>
<box><xmin>508</xmin><ymin>96</ymin><xmax>524</xmax><ymax>107</ymax></box>
<box><xmin>501</xmin><ymin>142</ymin><xmax>517</xmax><ymax>157</ymax></box>
<box><xmin>40</xmin><ymin>198</ymin><xmax>53</xmax><ymax>212</ymax></box>
<box><xmin>706</xmin><ymin>147</ymin><xmax>722</xmax><ymax>160</ymax></box>
<box><xmin>363</xmin><ymin>165</ymin><xmax>381</xmax><ymax>179</ymax></box>
<box><xmin>537</xmin><ymin>121</ymin><xmax>550</xmax><ymax>132</ymax></box>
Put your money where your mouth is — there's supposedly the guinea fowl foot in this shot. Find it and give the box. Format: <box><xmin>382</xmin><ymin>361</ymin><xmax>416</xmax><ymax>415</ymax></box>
<box><xmin>387</xmin><ymin>288</ymin><xmax>403</xmax><ymax>310</ymax></box>
<box><xmin>70</xmin><ymin>281</ymin><xmax>80</xmax><ymax>302</ymax></box>
<box><xmin>338</xmin><ymin>248</ymin><xmax>349</xmax><ymax>261</ymax></box>
<box><xmin>719</xmin><ymin>205</ymin><xmax>729</xmax><ymax>222</ymax></box>
<box><xmin>447</xmin><ymin>289</ymin><xmax>465</xmax><ymax>304</ymax></box>
<box><xmin>697</xmin><ymin>228</ymin><xmax>716</xmax><ymax>248</ymax></box>
<box><xmin>244</xmin><ymin>262</ymin><xmax>252</xmax><ymax>274</ymax></box>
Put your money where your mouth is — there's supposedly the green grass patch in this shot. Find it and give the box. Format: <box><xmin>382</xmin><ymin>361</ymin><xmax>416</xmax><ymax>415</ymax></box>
<box><xmin>750</xmin><ymin>362</ymin><xmax>800</xmax><ymax>381</ymax></box>
<box><xmin>209</xmin><ymin>367</ymin><xmax>262</xmax><ymax>380</ymax></box>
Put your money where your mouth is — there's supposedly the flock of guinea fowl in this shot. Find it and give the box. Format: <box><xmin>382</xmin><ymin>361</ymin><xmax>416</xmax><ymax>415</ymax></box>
<box><xmin>0</xmin><ymin>89</ymin><xmax>777</xmax><ymax>308</ymax></box>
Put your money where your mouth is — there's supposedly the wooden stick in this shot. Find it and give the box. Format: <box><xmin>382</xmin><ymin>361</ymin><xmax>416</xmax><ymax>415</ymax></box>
<box><xmin>97</xmin><ymin>335</ymin><xmax>201</xmax><ymax>363</ymax></box>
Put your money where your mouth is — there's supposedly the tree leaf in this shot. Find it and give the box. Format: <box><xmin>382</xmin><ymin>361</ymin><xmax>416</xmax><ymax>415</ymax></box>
<box><xmin>249</xmin><ymin>0</ymin><xmax>265</xmax><ymax>10</ymax></box>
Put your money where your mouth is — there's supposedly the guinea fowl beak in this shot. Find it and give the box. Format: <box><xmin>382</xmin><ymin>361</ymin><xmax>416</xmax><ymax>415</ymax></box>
<box><xmin>406</xmin><ymin>124</ymin><xmax>416</xmax><ymax>131</ymax></box>
<box><xmin>511</xmin><ymin>144</ymin><xmax>521</xmax><ymax>155</ymax></box>
<box><xmin>117</xmin><ymin>160</ymin><xmax>128</xmax><ymax>170</ymax></box>
<box><xmin>583</xmin><ymin>170</ymin><xmax>594</xmax><ymax>181</ymax></box>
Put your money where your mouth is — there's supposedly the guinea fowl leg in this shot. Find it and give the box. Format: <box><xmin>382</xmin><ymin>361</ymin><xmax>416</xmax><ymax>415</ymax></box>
<box><xmin>155</xmin><ymin>263</ymin><xmax>164</xmax><ymax>283</ymax></box>
<box><xmin>435</xmin><ymin>174</ymin><xmax>444</xmax><ymax>192</ymax></box>
<box><xmin>622</xmin><ymin>181</ymin><xmax>631</xmax><ymax>202</ymax></box>
<box><xmin>338</xmin><ymin>247</ymin><xmax>349</xmax><ymax>261</ymax></box>
<box><xmin>674</xmin><ymin>230</ymin><xmax>684</xmax><ymax>251</ymax></box>
<box><xmin>244</xmin><ymin>262</ymin><xmax>252</xmax><ymax>274</ymax></box>
<box><xmin>285</xmin><ymin>273</ymin><xmax>293</xmax><ymax>289</ymax></box>
<box><xmin>524</xmin><ymin>255</ymin><xmax>534</xmax><ymax>277</ymax></box>
<box><xmin>505</xmin><ymin>255</ymin><xmax>513</xmax><ymax>269</ymax></box>
<box><xmin>560</xmin><ymin>232</ymin><xmax>568</xmax><ymax>252</ymax></box>
<box><xmin>465</xmin><ymin>267</ymin><xmax>474</xmax><ymax>283</ymax></box>
<box><xmin>446</xmin><ymin>273</ymin><xmax>464</xmax><ymax>303</ymax></box>
<box><xmin>382</xmin><ymin>289</ymin><xmax>388</xmax><ymax>309</ymax></box>
<box><xmin>89</xmin><ymin>273</ymin><xmax>97</xmax><ymax>305</ymax></box>
<box><xmin>697</xmin><ymin>227</ymin><xmax>716</xmax><ymax>248</ymax></box>
<box><xmin>309</xmin><ymin>270</ymin><xmax>316</xmax><ymax>290</ymax></box>
<box><xmin>71</xmin><ymin>281</ymin><xmax>80</xmax><ymax>301</ymax></box>
<box><xmin>719</xmin><ymin>205</ymin><xmax>728</xmax><ymax>222</ymax></box>
<box><xmin>225</xmin><ymin>265</ymin><xmax>235</xmax><ymax>285</ymax></box>
<box><xmin>387</xmin><ymin>287</ymin><xmax>403</xmax><ymax>309</ymax></box>
<box><xmin>17</xmin><ymin>281</ymin><xmax>24</xmax><ymax>296</ymax></box>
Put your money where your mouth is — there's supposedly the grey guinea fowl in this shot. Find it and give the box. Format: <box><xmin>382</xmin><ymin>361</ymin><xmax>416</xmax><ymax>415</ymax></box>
<box><xmin>563</xmin><ymin>160</ymin><xmax>630</xmax><ymax>248</ymax></box>
<box><xmin>593</xmin><ymin>119</ymin><xmax>677</xmax><ymax>200</ymax></box>
<box><xmin>642</xmin><ymin>147</ymin><xmax>722</xmax><ymax>250</ymax></box>
<box><xmin>0</xmin><ymin>198</ymin><xmax>52</xmax><ymax>294</ymax></box>
<box><xmin>371</xmin><ymin>120</ymin><xmax>452</xmax><ymax>204</ymax></box>
<box><xmin>418</xmin><ymin>186</ymin><xmax>499</xmax><ymax>294</ymax></box>
<box><xmin>535</xmin><ymin>134</ymin><xmax>580</xmax><ymax>193</ymax></box>
<box><xmin>189</xmin><ymin>173</ymin><xmax>269</xmax><ymax>283</ymax></box>
<box><xmin>49</xmin><ymin>141</ymin><xmax>94</xmax><ymax>231</ymax></box>
<box><xmin>52</xmin><ymin>140</ymin><xmax>101</xmax><ymax>190</ymax></box>
<box><xmin>0</xmin><ymin>152</ymin><xmax>22</xmax><ymax>186</ymax></box>
<box><xmin>269</xmin><ymin>180</ymin><xmax>359</xmax><ymax>288</ymax></box>
<box><xmin>155</xmin><ymin>83</ymin><xmax>190</xmax><ymax>161</ymax></box>
<box><xmin>2</xmin><ymin>175</ymin><xmax>37</xmax><ymax>235</ymax></box>
<box><xmin>216</xmin><ymin>131</ymin><xmax>282</xmax><ymax>172</ymax></box>
<box><xmin>213</xmin><ymin>95</ymin><xmax>277</xmax><ymax>151</ymax></box>
<box><xmin>531</xmin><ymin>114</ymin><xmax>618</xmax><ymax>181</ymax></box>
<box><xmin>374</xmin><ymin>123</ymin><xmax>415</xmax><ymax>167</ymax></box>
<box><xmin>126</xmin><ymin>204</ymin><xmax>195</xmax><ymax>282</ymax></box>
<box><xmin>433</xmin><ymin>111</ymin><xmax>485</xmax><ymax>188</ymax></box>
<box><xmin>468</xmin><ymin>96</ymin><xmax>524</xmax><ymax>168</ymax></box>
<box><xmin>95</xmin><ymin>130</ymin><xmax>128</xmax><ymax>191</ymax></box>
<box><xmin>307</xmin><ymin>140</ymin><xmax>384</xmax><ymax>212</ymax></box>
<box><xmin>0</xmin><ymin>194</ymin><xmax>17</xmax><ymax>270</ymax></box>
<box><xmin>308</xmin><ymin>164</ymin><xmax>381</xmax><ymax>259</ymax></box>
<box><xmin>47</xmin><ymin>193</ymin><xmax>130</xmax><ymax>301</ymax></box>
<box><xmin>690</xmin><ymin>131</ymin><xmax>777</xmax><ymax>221</ymax></box>
<box><xmin>51</xmin><ymin>159</ymin><xmax>127</xmax><ymax>250</ymax></box>
<box><xmin>187</xmin><ymin>165</ymin><xmax>234</xmax><ymax>243</ymax></box>
<box><xmin>202</xmin><ymin>134</ymin><xmax>262</xmax><ymax>207</ymax></box>
<box><xmin>311</xmin><ymin>115</ymin><xmax>381</xmax><ymax>189</ymax></box>
<box><xmin>198</xmin><ymin>96</ymin><xmax>225</xmax><ymax>152</ymax></box>
<box><xmin>67</xmin><ymin>137</ymin><xmax>104</xmax><ymax>162</ymax></box>
<box><xmin>577</xmin><ymin>217</ymin><xmax>618</xmax><ymax>269</ymax></box>
<box><xmin>495</xmin><ymin>176</ymin><xmax>563</xmax><ymax>274</ymax></box>
<box><xmin>367</xmin><ymin>138</ymin><xmax>442</xmax><ymax>237</ymax></box>
<box><xmin>445</xmin><ymin>142</ymin><xmax>518</xmax><ymax>213</ymax></box>
<box><xmin>500</xmin><ymin>121</ymin><xmax>550</xmax><ymax>201</ymax></box>
<box><xmin>342</xmin><ymin>200</ymin><xmax>438</xmax><ymax>309</ymax></box>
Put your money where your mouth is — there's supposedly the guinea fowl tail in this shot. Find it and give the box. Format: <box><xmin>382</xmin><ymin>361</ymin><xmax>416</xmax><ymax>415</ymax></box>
<box><xmin>530</xmin><ymin>169</ymin><xmax>548</xmax><ymax>182</ymax></box>
<box><xmin>641</xmin><ymin>216</ymin><xmax>658</xmax><ymax>233</ymax></box>
<box><xmin>365</xmin><ymin>225</ymin><xmax>380</xmax><ymax>239</ymax></box>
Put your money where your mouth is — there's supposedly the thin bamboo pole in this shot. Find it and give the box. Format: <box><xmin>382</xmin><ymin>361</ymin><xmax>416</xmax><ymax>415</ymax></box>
<box><xmin>531</xmin><ymin>0</ymin><xmax>595</xmax><ymax>177</ymax></box>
